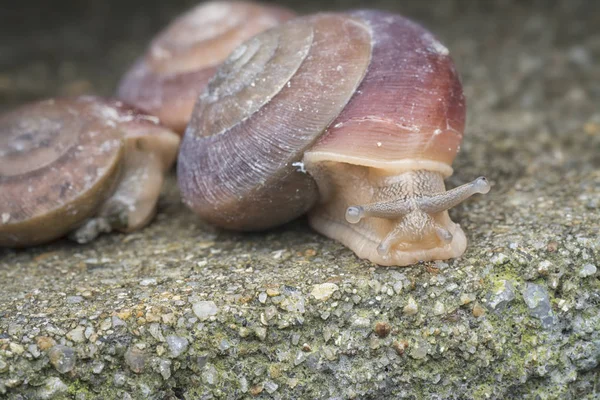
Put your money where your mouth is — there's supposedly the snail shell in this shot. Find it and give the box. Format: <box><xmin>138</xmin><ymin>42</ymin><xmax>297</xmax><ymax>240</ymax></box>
<box><xmin>0</xmin><ymin>96</ymin><xmax>180</xmax><ymax>247</ymax></box>
<box><xmin>178</xmin><ymin>11</ymin><xmax>490</xmax><ymax>266</ymax></box>
<box><xmin>116</xmin><ymin>0</ymin><xmax>295</xmax><ymax>133</ymax></box>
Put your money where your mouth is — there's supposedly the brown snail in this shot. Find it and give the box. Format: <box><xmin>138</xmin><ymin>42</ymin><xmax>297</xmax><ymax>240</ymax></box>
<box><xmin>116</xmin><ymin>0</ymin><xmax>295</xmax><ymax>134</ymax></box>
<box><xmin>177</xmin><ymin>10</ymin><xmax>491</xmax><ymax>266</ymax></box>
<box><xmin>0</xmin><ymin>96</ymin><xmax>180</xmax><ymax>247</ymax></box>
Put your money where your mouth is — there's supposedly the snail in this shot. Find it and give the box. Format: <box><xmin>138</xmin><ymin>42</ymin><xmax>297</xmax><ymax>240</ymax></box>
<box><xmin>0</xmin><ymin>96</ymin><xmax>180</xmax><ymax>247</ymax></box>
<box><xmin>177</xmin><ymin>10</ymin><xmax>490</xmax><ymax>266</ymax></box>
<box><xmin>116</xmin><ymin>0</ymin><xmax>295</xmax><ymax>134</ymax></box>
<box><xmin>177</xmin><ymin>10</ymin><xmax>491</xmax><ymax>266</ymax></box>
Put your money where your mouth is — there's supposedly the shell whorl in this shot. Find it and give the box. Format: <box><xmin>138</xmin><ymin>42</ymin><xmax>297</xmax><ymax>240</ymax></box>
<box><xmin>116</xmin><ymin>1</ymin><xmax>295</xmax><ymax>133</ymax></box>
<box><xmin>178</xmin><ymin>14</ymin><xmax>373</xmax><ymax>230</ymax></box>
<box><xmin>148</xmin><ymin>1</ymin><xmax>295</xmax><ymax>75</ymax></box>
<box><xmin>0</xmin><ymin>98</ymin><xmax>127</xmax><ymax>245</ymax></box>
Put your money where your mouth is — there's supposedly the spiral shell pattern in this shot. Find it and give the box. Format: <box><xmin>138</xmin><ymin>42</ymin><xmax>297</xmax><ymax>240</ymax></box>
<box><xmin>0</xmin><ymin>98</ymin><xmax>127</xmax><ymax>246</ymax></box>
<box><xmin>179</xmin><ymin>13</ymin><xmax>373</xmax><ymax>230</ymax></box>
<box><xmin>117</xmin><ymin>1</ymin><xmax>295</xmax><ymax>133</ymax></box>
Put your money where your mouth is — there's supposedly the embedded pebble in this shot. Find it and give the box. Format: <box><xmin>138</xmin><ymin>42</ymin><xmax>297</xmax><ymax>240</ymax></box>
<box><xmin>374</xmin><ymin>322</ymin><xmax>391</xmax><ymax>338</ymax></box>
<box><xmin>219</xmin><ymin>338</ymin><xmax>231</xmax><ymax>351</ymax></box>
<box><xmin>522</xmin><ymin>283</ymin><xmax>556</xmax><ymax>328</ymax></box>
<box><xmin>100</xmin><ymin>318</ymin><xmax>112</xmax><ymax>331</ymax></box>
<box><xmin>140</xmin><ymin>278</ymin><xmax>157</xmax><ymax>286</ymax></box>
<box><xmin>158</xmin><ymin>359</ymin><xmax>172</xmax><ymax>380</ymax></box>
<box><xmin>28</xmin><ymin>344</ymin><xmax>40</xmax><ymax>358</ymax></box>
<box><xmin>0</xmin><ymin>358</ymin><xmax>8</xmax><ymax>373</ymax></box>
<box><xmin>538</xmin><ymin>260</ymin><xmax>552</xmax><ymax>275</ymax></box>
<box><xmin>192</xmin><ymin>301</ymin><xmax>219</xmax><ymax>320</ymax></box>
<box><xmin>264</xmin><ymin>380</ymin><xmax>279</xmax><ymax>394</ymax></box>
<box><xmin>84</xmin><ymin>327</ymin><xmax>95</xmax><ymax>339</ymax></box>
<box><xmin>351</xmin><ymin>315</ymin><xmax>371</xmax><ymax>329</ymax></box>
<box><xmin>460</xmin><ymin>293</ymin><xmax>476</xmax><ymax>305</ymax></box>
<box><xmin>254</xmin><ymin>327</ymin><xmax>267</xmax><ymax>341</ymax></box>
<box><xmin>410</xmin><ymin>340</ymin><xmax>430</xmax><ymax>359</ymax></box>
<box><xmin>124</xmin><ymin>346</ymin><xmax>147</xmax><ymax>373</ymax></box>
<box><xmin>36</xmin><ymin>336</ymin><xmax>56</xmax><ymax>351</ymax></box>
<box><xmin>579</xmin><ymin>264</ymin><xmax>597</xmax><ymax>277</ymax></box>
<box><xmin>149</xmin><ymin>323</ymin><xmax>165</xmax><ymax>342</ymax></box>
<box><xmin>166</xmin><ymin>335</ymin><xmax>189</xmax><ymax>358</ymax></box>
<box><xmin>393</xmin><ymin>281</ymin><xmax>403</xmax><ymax>294</ymax></box>
<box><xmin>36</xmin><ymin>377</ymin><xmax>68</xmax><ymax>399</ymax></box>
<box><xmin>66</xmin><ymin>296</ymin><xmax>84</xmax><ymax>304</ymax></box>
<box><xmin>487</xmin><ymin>280</ymin><xmax>516</xmax><ymax>310</ymax></box>
<box><xmin>9</xmin><ymin>343</ymin><xmax>25</xmax><ymax>355</ymax></box>
<box><xmin>113</xmin><ymin>372</ymin><xmax>127</xmax><ymax>387</ymax></box>
<box><xmin>112</xmin><ymin>316</ymin><xmax>127</xmax><ymax>328</ymax></box>
<box><xmin>491</xmin><ymin>253</ymin><xmax>509</xmax><ymax>265</ymax></box>
<box><xmin>48</xmin><ymin>345</ymin><xmax>76</xmax><ymax>374</ymax></box>
<box><xmin>294</xmin><ymin>351</ymin><xmax>308</xmax><ymax>365</ymax></box>
<box><xmin>91</xmin><ymin>361</ymin><xmax>105</xmax><ymax>374</ymax></box>
<box><xmin>403</xmin><ymin>297</ymin><xmax>419</xmax><ymax>315</ymax></box>
<box><xmin>66</xmin><ymin>326</ymin><xmax>86</xmax><ymax>343</ymax></box>
<box><xmin>258</xmin><ymin>292</ymin><xmax>268</xmax><ymax>303</ymax></box>
<box><xmin>472</xmin><ymin>303</ymin><xmax>486</xmax><ymax>318</ymax></box>
<box><xmin>310</xmin><ymin>283</ymin><xmax>339</xmax><ymax>301</ymax></box>
<box><xmin>433</xmin><ymin>301</ymin><xmax>446</xmax><ymax>315</ymax></box>
<box><xmin>203</xmin><ymin>364</ymin><xmax>219</xmax><ymax>385</ymax></box>
<box><xmin>445</xmin><ymin>283</ymin><xmax>459</xmax><ymax>292</ymax></box>
<box><xmin>280</xmin><ymin>294</ymin><xmax>305</xmax><ymax>313</ymax></box>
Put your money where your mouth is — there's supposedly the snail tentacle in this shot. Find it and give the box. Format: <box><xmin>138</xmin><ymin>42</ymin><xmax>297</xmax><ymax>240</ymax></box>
<box><xmin>345</xmin><ymin>198</ymin><xmax>412</xmax><ymax>224</ymax></box>
<box><xmin>418</xmin><ymin>177</ymin><xmax>490</xmax><ymax>214</ymax></box>
<box><xmin>377</xmin><ymin>222</ymin><xmax>407</xmax><ymax>257</ymax></box>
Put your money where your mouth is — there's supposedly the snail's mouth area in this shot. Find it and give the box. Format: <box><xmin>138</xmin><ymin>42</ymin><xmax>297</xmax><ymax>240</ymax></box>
<box><xmin>308</xmin><ymin>209</ymin><xmax>466</xmax><ymax>267</ymax></box>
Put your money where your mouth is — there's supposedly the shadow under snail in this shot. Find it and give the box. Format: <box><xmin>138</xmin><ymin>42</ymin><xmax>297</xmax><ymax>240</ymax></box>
<box><xmin>0</xmin><ymin>96</ymin><xmax>180</xmax><ymax>247</ymax></box>
<box><xmin>178</xmin><ymin>10</ymin><xmax>491</xmax><ymax>266</ymax></box>
<box><xmin>117</xmin><ymin>0</ymin><xmax>295</xmax><ymax>134</ymax></box>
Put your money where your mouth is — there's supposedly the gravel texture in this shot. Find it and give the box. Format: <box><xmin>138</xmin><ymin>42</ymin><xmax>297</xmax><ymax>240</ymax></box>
<box><xmin>1</xmin><ymin>0</ymin><xmax>599</xmax><ymax>399</ymax></box>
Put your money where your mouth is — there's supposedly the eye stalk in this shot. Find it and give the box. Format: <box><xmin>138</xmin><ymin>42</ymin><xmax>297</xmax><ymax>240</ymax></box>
<box><xmin>346</xmin><ymin>176</ymin><xmax>490</xmax><ymax>224</ymax></box>
<box><xmin>417</xmin><ymin>176</ymin><xmax>491</xmax><ymax>214</ymax></box>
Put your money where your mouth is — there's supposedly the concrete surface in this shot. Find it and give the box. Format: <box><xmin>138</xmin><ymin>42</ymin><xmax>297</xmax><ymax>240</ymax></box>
<box><xmin>0</xmin><ymin>0</ymin><xmax>599</xmax><ymax>398</ymax></box>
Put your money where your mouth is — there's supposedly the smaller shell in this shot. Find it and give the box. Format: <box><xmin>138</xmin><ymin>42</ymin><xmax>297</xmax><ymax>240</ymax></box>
<box><xmin>116</xmin><ymin>1</ymin><xmax>295</xmax><ymax>133</ymax></box>
<box><xmin>0</xmin><ymin>96</ymin><xmax>180</xmax><ymax>247</ymax></box>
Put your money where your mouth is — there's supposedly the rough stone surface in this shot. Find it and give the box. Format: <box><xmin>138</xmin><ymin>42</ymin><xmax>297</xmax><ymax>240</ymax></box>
<box><xmin>1</xmin><ymin>0</ymin><xmax>599</xmax><ymax>399</ymax></box>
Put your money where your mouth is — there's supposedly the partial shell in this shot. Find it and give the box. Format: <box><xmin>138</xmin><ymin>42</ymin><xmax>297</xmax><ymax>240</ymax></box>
<box><xmin>305</xmin><ymin>10</ymin><xmax>465</xmax><ymax>176</ymax></box>
<box><xmin>0</xmin><ymin>97</ymin><xmax>179</xmax><ymax>247</ymax></box>
<box><xmin>117</xmin><ymin>1</ymin><xmax>295</xmax><ymax>133</ymax></box>
<box><xmin>178</xmin><ymin>13</ymin><xmax>373</xmax><ymax>230</ymax></box>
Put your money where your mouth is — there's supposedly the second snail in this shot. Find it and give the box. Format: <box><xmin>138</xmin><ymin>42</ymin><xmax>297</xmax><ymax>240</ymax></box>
<box><xmin>0</xmin><ymin>1</ymin><xmax>293</xmax><ymax>247</ymax></box>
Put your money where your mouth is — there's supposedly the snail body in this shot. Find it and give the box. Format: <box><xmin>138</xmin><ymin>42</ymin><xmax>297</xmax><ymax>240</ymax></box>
<box><xmin>178</xmin><ymin>10</ymin><xmax>490</xmax><ymax>266</ymax></box>
<box><xmin>117</xmin><ymin>1</ymin><xmax>295</xmax><ymax>133</ymax></box>
<box><xmin>0</xmin><ymin>96</ymin><xmax>180</xmax><ymax>247</ymax></box>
